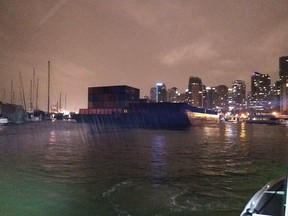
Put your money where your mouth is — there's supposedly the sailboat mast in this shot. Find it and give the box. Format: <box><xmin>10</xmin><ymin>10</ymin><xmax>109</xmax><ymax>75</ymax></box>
<box><xmin>3</xmin><ymin>89</ymin><xmax>6</xmax><ymax>103</ymax></box>
<box><xmin>29</xmin><ymin>80</ymin><xmax>32</xmax><ymax>111</ymax></box>
<box><xmin>19</xmin><ymin>72</ymin><xmax>27</xmax><ymax>111</ymax></box>
<box><xmin>65</xmin><ymin>93</ymin><xmax>67</xmax><ymax>111</ymax></box>
<box><xmin>47</xmin><ymin>61</ymin><xmax>50</xmax><ymax>114</ymax></box>
<box><xmin>18</xmin><ymin>76</ymin><xmax>22</xmax><ymax>107</ymax></box>
<box><xmin>59</xmin><ymin>92</ymin><xmax>62</xmax><ymax>112</ymax></box>
<box><xmin>32</xmin><ymin>67</ymin><xmax>35</xmax><ymax>110</ymax></box>
<box><xmin>36</xmin><ymin>78</ymin><xmax>39</xmax><ymax>110</ymax></box>
<box><xmin>10</xmin><ymin>80</ymin><xmax>13</xmax><ymax>103</ymax></box>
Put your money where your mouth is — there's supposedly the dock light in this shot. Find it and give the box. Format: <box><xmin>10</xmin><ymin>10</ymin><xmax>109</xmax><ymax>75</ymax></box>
<box><xmin>240</xmin><ymin>113</ymin><xmax>248</xmax><ymax>119</ymax></box>
<box><xmin>272</xmin><ymin>112</ymin><xmax>279</xmax><ymax>117</ymax></box>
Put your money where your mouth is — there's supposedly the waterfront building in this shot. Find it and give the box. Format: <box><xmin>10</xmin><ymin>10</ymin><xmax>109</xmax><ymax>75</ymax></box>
<box><xmin>214</xmin><ymin>85</ymin><xmax>229</xmax><ymax>112</ymax></box>
<box><xmin>269</xmin><ymin>80</ymin><xmax>281</xmax><ymax>111</ymax></box>
<box><xmin>156</xmin><ymin>83</ymin><xmax>167</xmax><ymax>102</ymax></box>
<box><xmin>228</xmin><ymin>87</ymin><xmax>234</xmax><ymax>111</ymax></box>
<box><xmin>250</xmin><ymin>71</ymin><xmax>271</xmax><ymax>110</ymax></box>
<box><xmin>188</xmin><ymin>76</ymin><xmax>203</xmax><ymax>108</ymax></box>
<box><xmin>279</xmin><ymin>56</ymin><xmax>288</xmax><ymax>81</ymax></box>
<box><xmin>279</xmin><ymin>56</ymin><xmax>288</xmax><ymax>113</ymax></box>
<box><xmin>168</xmin><ymin>87</ymin><xmax>180</xmax><ymax>103</ymax></box>
<box><xmin>251</xmin><ymin>71</ymin><xmax>271</xmax><ymax>101</ymax></box>
<box><xmin>178</xmin><ymin>90</ymin><xmax>189</xmax><ymax>104</ymax></box>
<box><xmin>0</xmin><ymin>102</ymin><xmax>27</xmax><ymax>123</ymax></box>
<box><xmin>203</xmin><ymin>86</ymin><xmax>215</xmax><ymax>110</ymax></box>
<box><xmin>203</xmin><ymin>85</ymin><xmax>228</xmax><ymax>112</ymax></box>
<box><xmin>232</xmin><ymin>80</ymin><xmax>246</xmax><ymax>111</ymax></box>
<box><xmin>150</xmin><ymin>87</ymin><xmax>156</xmax><ymax>102</ymax></box>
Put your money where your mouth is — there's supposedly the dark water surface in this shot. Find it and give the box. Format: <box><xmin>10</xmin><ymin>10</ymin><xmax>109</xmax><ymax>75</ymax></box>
<box><xmin>0</xmin><ymin>121</ymin><xmax>287</xmax><ymax>216</ymax></box>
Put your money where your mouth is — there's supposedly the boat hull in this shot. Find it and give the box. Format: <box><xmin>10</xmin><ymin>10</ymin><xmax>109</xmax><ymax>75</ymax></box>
<box><xmin>246</xmin><ymin>116</ymin><xmax>288</xmax><ymax>125</ymax></box>
<box><xmin>241</xmin><ymin>176</ymin><xmax>285</xmax><ymax>216</ymax></box>
<box><xmin>75</xmin><ymin>103</ymin><xmax>219</xmax><ymax>129</ymax></box>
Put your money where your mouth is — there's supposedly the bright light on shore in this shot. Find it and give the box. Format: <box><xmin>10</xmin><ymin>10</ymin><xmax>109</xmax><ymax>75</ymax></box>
<box><xmin>240</xmin><ymin>113</ymin><xmax>248</xmax><ymax>118</ymax></box>
<box><xmin>63</xmin><ymin>110</ymin><xmax>70</xmax><ymax>115</ymax></box>
<box><xmin>272</xmin><ymin>112</ymin><xmax>280</xmax><ymax>117</ymax></box>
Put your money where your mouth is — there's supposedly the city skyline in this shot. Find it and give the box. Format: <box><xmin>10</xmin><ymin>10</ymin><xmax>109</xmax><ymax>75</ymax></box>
<box><xmin>1</xmin><ymin>0</ymin><xmax>288</xmax><ymax>111</ymax></box>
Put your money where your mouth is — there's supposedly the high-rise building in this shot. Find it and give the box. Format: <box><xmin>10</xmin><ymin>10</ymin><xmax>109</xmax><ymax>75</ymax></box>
<box><xmin>156</xmin><ymin>83</ymin><xmax>167</xmax><ymax>102</ymax></box>
<box><xmin>203</xmin><ymin>85</ymin><xmax>228</xmax><ymax>112</ymax></box>
<box><xmin>188</xmin><ymin>76</ymin><xmax>203</xmax><ymax>107</ymax></box>
<box><xmin>270</xmin><ymin>80</ymin><xmax>281</xmax><ymax>111</ymax></box>
<box><xmin>203</xmin><ymin>86</ymin><xmax>215</xmax><ymax>110</ymax></box>
<box><xmin>279</xmin><ymin>56</ymin><xmax>288</xmax><ymax>113</ymax></box>
<box><xmin>214</xmin><ymin>85</ymin><xmax>229</xmax><ymax>112</ymax></box>
<box><xmin>228</xmin><ymin>87</ymin><xmax>234</xmax><ymax>111</ymax></box>
<box><xmin>279</xmin><ymin>56</ymin><xmax>288</xmax><ymax>82</ymax></box>
<box><xmin>232</xmin><ymin>80</ymin><xmax>246</xmax><ymax>111</ymax></box>
<box><xmin>150</xmin><ymin>87</ymin><xmax>156</xmax><ymax>102</ymax></box>
<box><xmin>251</xmin><ymin>71</ymin><xmax>271</xmax><ymax>102</ymax></box>
<box><xmin>168</xmin><ymin>87</ymin><xmax>179</xmax><ymax>103</ymax></box>
<box><xmin>178</xmin><ymin>90</ymin><xmax>189</xmax><ymax>104</ymax></box>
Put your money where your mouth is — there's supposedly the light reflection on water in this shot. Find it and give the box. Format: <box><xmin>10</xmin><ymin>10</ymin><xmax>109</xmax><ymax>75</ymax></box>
<box><xmin>0</xmin><ymin>121</ymin><xmax>287</xmax><ymax>215</ymax></box>
<box><xmin>240</xmin><ymin>122</ymin><xmax>246</xmax><ymax>139</ymax></box>
<box><xmin>49</xmin><ymin>130</ymin><xmax>56</xmax><ymax>144</ymax></box>
<box><xmin>150</xmin><ymin>135</ymin><xmax>166</xmax><ymax>180</ymax></box>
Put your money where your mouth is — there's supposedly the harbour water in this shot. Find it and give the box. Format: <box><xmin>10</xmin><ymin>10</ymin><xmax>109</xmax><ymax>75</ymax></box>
<box><xmin>0</xmin><ymin>121</ymin><xmax>287</xmax><ymax>216</ymax></box>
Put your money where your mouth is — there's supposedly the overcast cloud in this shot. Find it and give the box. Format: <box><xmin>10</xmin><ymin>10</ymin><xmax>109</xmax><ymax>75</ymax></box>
<box><xmin>0</xmin><ymin>0</ymin><xmax>287</xmax><ymax>111</ymax></box>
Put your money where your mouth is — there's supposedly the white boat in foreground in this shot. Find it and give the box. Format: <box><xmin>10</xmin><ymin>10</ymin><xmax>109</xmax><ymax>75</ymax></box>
<box><xmin>241</xmin><ymin>176</ymin><xmax>287</xmax><ymax>216</ymax></box>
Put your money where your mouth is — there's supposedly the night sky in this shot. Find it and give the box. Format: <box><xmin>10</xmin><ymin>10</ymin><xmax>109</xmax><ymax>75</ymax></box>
<box><xmin>1</xmin><ymin>0</ymin><xmax>288</xmax><ymax>112</ymax></box>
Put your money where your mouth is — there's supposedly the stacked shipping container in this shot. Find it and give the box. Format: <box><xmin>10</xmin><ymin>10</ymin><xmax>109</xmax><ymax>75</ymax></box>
<box><xmin>79</xmin><ymin>85</ymin><xmax>140</xmax><ymax>115</ymax></box>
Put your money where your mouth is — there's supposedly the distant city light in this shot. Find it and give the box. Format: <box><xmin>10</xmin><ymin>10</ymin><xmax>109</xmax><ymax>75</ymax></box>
<box><xmin>272</xmin><ymin>111</ymin><xmax>278</xmax><ymax>116</ymax></box>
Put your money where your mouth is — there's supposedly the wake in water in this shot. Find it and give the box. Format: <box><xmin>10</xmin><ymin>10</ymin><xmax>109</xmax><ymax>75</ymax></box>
<box><xmin>102</xmin><ymin>178</ymin><xmax>240</xmax><ymax>215</ymax></box>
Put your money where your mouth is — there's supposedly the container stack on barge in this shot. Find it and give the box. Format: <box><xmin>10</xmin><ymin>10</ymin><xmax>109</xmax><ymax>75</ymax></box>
<box><xmin>74</xmin><ymin>85</ymin><xmax>219</xmax><ymax>129</ymax></box>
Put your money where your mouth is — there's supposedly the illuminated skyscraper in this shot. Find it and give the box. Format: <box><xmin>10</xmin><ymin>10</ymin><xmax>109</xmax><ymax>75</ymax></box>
<box><xmin>251</xmin><ymin>71</ymin><xmax>271</xmax><ymax>102</ymax></box>
<box><xmin>214</xmin><ymin>85</ymin><xmax>229</xmax><ymax>112</ymax></box>
<box><xmin>279</xmin><ymin>56</ymin><xmax>288</xmax><ymax>81</ymax></box>
<box><xmin>188</xmin><ymin>76</ymin><xmax>203</xmax><ymax>107</ymax></box>
<box><xmin>168</xmin><ymin>87</ymin><xmax>179</xmax><ymax>103</ymax></box>
<box><xmin>279</xmin><ymin>56</ymin><xmax>288</xmax><ymax>113</ymax></box>
<box><xmin>203</xmin><ymin>85</ymin><xmax>228</xmax><ymax>112</ymax></box>
<box><xmin>203</xmin><ymin>86</ymin><xmax>215</xmax><ymax>110</ymax></box>
<box><xmin>232</xmin><ymin>80</ymin><xmax>246</xmax><ymax>110</ymax></box>
<box><xmin>156</xmin><ymin>83</ymin><xmax>167</xmax><ymax>102</ymax></box>
<box><xmin>271</xmin><ymin>80</ymin><xmax>281</xmax><ymax>111</ymax></box>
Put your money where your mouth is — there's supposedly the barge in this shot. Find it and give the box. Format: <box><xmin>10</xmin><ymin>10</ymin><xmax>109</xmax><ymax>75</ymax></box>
<box><xmin>75</xmin><ymin>102</ymin><xmax>219</xmax><ymax>129</ymax></box>
<box><xmin>74</xmin><ymin>85</ymin><xmax>219</xmax><ymax>129</ymax></box>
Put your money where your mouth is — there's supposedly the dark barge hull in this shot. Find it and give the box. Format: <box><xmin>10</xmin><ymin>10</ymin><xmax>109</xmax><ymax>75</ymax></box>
<box><xmin>75</xmin><ymin>103</ymin><xmax>218</xmax><ymax>129</ymax></box>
